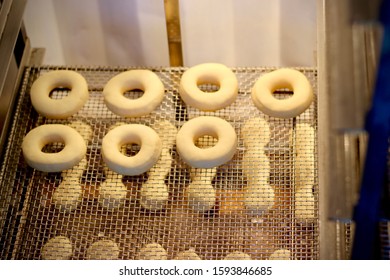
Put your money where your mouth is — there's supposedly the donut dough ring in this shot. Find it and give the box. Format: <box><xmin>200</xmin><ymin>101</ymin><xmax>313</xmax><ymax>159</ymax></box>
<box><xmin>86</xmin><ymin>239</ymin><xmax>120</xmax><ymax>260</ymax></box>
<box><xmin>22</xmin><ymin>124</ymin><xmax>87</xmax><ymax>172</ymax></box>
<box><xmin>251</xmin><ymin>68</ymin><xmax>313</xmax><ymax>118</ymax></box>
<box><xmin>103</xmin><ymin>69</ymin><xmax>165</xmax><ymax>117</ymax></box>
<box><xmin>179</xmin><ymin>63</ymin><xmax>238</xmax><ymax>111</ymax></box>
<box><xmin>30</xmin><ymin>70</ymin><xmax>88</xmax><ymax>119</ymax></box>
<box><xmin>102</xmin><ymin>124</ymin><xmax>162</xmax><ymax>176</ymax></box>
<box><xmin>136</xmin><ymin>243</ymin><xmax>167</xmax><ymax>260</ymax></box>
<box><xmin>41</xmin><ymin>236</ymin><xmax>73</xmax><ymax>260</ymax></box>
<box><xmin>176</xmin><ymin>116</ymin><xmax>237</xmax><ymax>168</ymax></box>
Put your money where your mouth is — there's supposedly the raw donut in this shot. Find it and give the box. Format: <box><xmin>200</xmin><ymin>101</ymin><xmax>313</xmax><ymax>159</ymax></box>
<box><xmin>291</xmin><ymin>123</ymin><xmax>315</xmax><ymax>152</ymax></box>
<box><xmin>176</xmin><ymin>116</ymin><xmax>237</xmax><ymax>168</ymax></box>
<box><xmin>291</xmin><ymin>123</ymin><xmax>316</xmax><ymax>220</ymax></box>
<box><xmin>140</xmin><ymin>121</ymin><xmax>177</xmax><ymax>211</ymax></box>
<box><xmin>99</xmin><ymin>122</ymin><xmax>128</xmax><ymax>209</ymax></box>
<box><xmin>86</xmin><ymin>239</ymin><xmax>119</xmax><ymax>260</ymax></box>
<box><xmin>41</xmin><ymin>236</ymin><xmax>73</xmax><ymax>260</ymax></box>
<box><xmin>295</xmin><ymin>186</ymin><xmax>315</xmax><ymax>220</ymax></box>
<box><xmin>244</xmin><ymin>186</ymin><xmax>275</xmax><ymax>215</ymax></box>
<box><xmin>103</xmin><ymin>69</ymin><xmax>165</xmax><ymax>117</ymax></box>
<box><xmin>241</xmin><ymin>117</ymin><xmax>274</xmax><ymax>214</ymax></box>
<box><xmin>136</xmin><ymin>243</ymin><xmax>167</xmax><ymax>260</ymax></box>
<box><xmin>22</xmin><ymin>124</ymin><xmax>86</xmax><ymax>172</ymax></box>
<box><xmin>224</xmin><ymin>251</ymin><xmax>251</xmax><ymax>260</ymax></box>
<box><xmin>179</xmin><ymin>63</ymin><xmax>238</xmax><ymax>111</ymax></box>
<box><xmin>269</xmin><ymin>249</ymin><xmax>291</xmax><ymax>260</ymax></box>
<box><xmin>251</xmin><ymin>68</ymin><xmax>313</xmax><ymax>118</ymax></box>
<box><xmin>187</xmin><ymin>168</ymin><xmax>217</xmax><ymax>212</ymax></box>
<box><xmin>99</xmin><ymin>178</ymin><xmax>128</xmax><ymax>209</ymax></box>
<box><xmin>240</xmin><ymin>117</ymin><xmax>271</xmax><ymax>148</ymax></box>
<box><xmin>52</xmin><ymin>183</ymin><xmax>82</xmax><ymax>212</ymax></box>
<box><xmin>290</xmin><ymin>123</ymin><xmax>316</xmax><ymax>187</ymax></box>
<box><xmin>102</xmin><ymin>124</ymin><xmax>162</xmax><ymax>176</ymax></box>
<box><xmin>174</xmin><ymin>248</ymin><xmax>201</xmax><ymax>260</ymax></box>
<box><xmin>30</xmin><ymin>70</ymin><xmax>88</xmax><ymax>119</ymax></box>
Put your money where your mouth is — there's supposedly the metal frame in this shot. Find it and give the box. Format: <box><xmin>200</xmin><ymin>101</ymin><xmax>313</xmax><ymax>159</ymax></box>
<box><xmin>0</xmin><ymin>0</ymin><xmax>29</xmax><ymax>161</ymax></box>
<box><xmin>317</xmin><ymin>0</ymin><xmax>382</xmax><ymax>259</ymax></box>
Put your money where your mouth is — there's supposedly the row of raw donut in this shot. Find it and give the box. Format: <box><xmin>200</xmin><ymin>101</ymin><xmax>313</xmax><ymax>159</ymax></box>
<box><xmin>41</xmin><ymin>235</ymin><xmax>291</xmax><ymax>260</ymax></box>
<box><xmin>22</xmin><ymin>116</ymin><xmax>237</xmax><ymax>173</ymax></box>
<box><xmin>41</xmin><ymin>237</ymin><xmax>291</xmax><ymax>260</ymax></box>
<box><xmin>30</xmin><ymin>63</ymin><xmax>313</xmax><ymax>120</ymax></box>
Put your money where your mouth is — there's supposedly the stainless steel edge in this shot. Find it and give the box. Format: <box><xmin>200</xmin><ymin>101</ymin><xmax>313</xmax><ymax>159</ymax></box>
<box><xmin>0</xmin><ymin>0</ymin><xmax>27</xmax><ymax>161</ymax></box>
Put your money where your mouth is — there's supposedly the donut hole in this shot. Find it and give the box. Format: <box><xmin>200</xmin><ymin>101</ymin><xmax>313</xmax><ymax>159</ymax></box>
<box><xmin>49</xmin><ymin>87</ymin><xmax>71</xmax><ymax>99</ymax></box>
<box><xmin>195</xmin><ymin>135</ymin><xmax>218</xmax><ymax>149</ymax></box>
<box><xmin>41</xmin><ymin>142</ymin><xmax>65</xmax><ymax>153</ymax></box>
<box><xmin>197</xmin><ymin>81</ymin><xmax>220</xmax><ymax>93</ymax></box>
<box><xmin>272</xmin><ymin>88</ymin><xmax>294</xmax><ymax>100</ymax></box>
<box><xmin>120</xmin><ymin>143</ymin><xmax>141</xmax><ymax>157</ymax></box>
<box><xmin>123</xmin><ymin>89</ymin><xmax>144</xmax><ymax>100</ymax></box>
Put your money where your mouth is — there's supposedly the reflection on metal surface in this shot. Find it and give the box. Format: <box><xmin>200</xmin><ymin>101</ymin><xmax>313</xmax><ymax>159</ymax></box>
<box><xmin>317</xmin><ymin>0</ymin><xmax>382</xmax><ymax>259</ymax></box>
<box><xmin>335</xmin><ymin>219</ymin><xmax>354</xmax><ymax>260</ymax></box>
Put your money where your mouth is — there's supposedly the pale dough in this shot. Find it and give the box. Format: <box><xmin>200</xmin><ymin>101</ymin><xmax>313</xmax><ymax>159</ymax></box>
<box><xmin>103</xmin><ymin>69</ymin><xmax>165</xmax><ymax>117</ymax></box>
<box><xmin>174</xmin><ymin>248</ymin><xmax>201</xmax><ymax>260</ymax></box>
<box><xmin>22</xmin><ymin>124</ymin><xmax>86</xmax><ymax>172</ymax></box>
<box><xmin>52</xmin><ymin>182</ymin><xmax>83</xmax><ymax>212</ymax></box>
<box><xmin>240</xmin><ymin>117</ymin><xmax>271</xmax><ymax>148</ymax></box>
<box><xmin>268</xmin><ymin>249</ymin><xmax>291</xmax><ymax>260</ymax></box>
<box><xmin>251</xmin><ymin>68</ymin><xmax>313</xmax><ymax>118</ymax></box>
<box><xmin>291</xmin><ymin>123</ymin><xmax>316</xmax><ymax>220</ymax></box>
<box><xmin>295</xmin><ymin>186</ymin><xmax>315</xmax><ymax>220</ymax></box>
<box><xmin>99</xmin><ymin>122</ymin><xmax>128</xmax><ymax>209</ymax></box>
<box><xmin>140</xmin><ymin>121</ymin><xmax>177</xmax><ymax>211</ymax></box>
<box><xmin>30</xmin><ymin>70</ymin><xmax>88</xmax><ymax>119</ymax></box>
<box><xmin>241</xmin><ymin>117</ymin><xmax>274</xmax><ymax>214</ymax></box>
<box><xmin>102</xmin><ymin>124</ymin><xmax>162</xmax><ymax>175</ymax></box>
<box><xmin>176</xmin><ymin>116</ymin><xmax>237</xmax><ymax>168</ymax></box>
<box><xmin>244</xmin><ymin>186</ymin><xmax>275</xmax><ymax>215</ymax></box>
<box><xmin>224</xmin><ymin>251</ymin><xmax>251</xmax><ymax>260</ymax></box>
<box><xmin>186</xmin><ymin>136</ymin><xmax>217</xmax><ymax>212</ymax></box>
<box><xmin>98</xmin><ymin>179</ymin><xmax>128</xmax><ymax>210</ymax></box>
<box><xmin>41</xmin><ymin>236</ymin><xmax>73</xmax><ymax>260</ymax></box>
<box><xmin>86</xmin><ymin>239</ymin><xmax>120</xmax><ymax>260</ymax></box>
<box><xmin>179</xmin><ymin>63</ymin><xmax>238</xmax><ymax>111</ymax></box>
<box><xmin>136</xmin><ymin>243</ymin><xmax>167</xmax><ymax>260</ymax></box>
<box><xmin>186</xmin><ymin>178</ymin><xmax>217</xmax><ymax>212</ymax></box>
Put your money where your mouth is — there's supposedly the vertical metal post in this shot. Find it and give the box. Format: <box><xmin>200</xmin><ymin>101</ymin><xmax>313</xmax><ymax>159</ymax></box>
<box><xmin>164</xmin><ymin>0</ymin><xmax>183</xmax><ymax>66</ymax></box>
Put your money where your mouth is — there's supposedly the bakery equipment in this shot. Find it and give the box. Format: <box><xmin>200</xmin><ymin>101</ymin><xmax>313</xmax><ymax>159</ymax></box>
<box><xmin>0</xmin><ymin>0</ymin><xmax>387</xmax><ymax>260</ymax></box>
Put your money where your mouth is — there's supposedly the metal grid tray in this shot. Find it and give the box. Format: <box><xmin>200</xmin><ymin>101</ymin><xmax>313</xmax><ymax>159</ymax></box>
<box><xmin>0</xmin><ymin>65</ymin><xmax>318</xmax><ymax>260</ymax></box>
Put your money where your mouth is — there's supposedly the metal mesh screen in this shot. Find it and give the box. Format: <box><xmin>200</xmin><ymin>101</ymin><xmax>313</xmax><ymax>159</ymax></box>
<box><xmin>0</xmin><ymin>66</ymin><xmax>318</xmax><ymax>260</ymax></box>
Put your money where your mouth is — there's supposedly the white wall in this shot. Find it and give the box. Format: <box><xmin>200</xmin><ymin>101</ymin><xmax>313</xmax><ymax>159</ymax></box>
<box><xmin>23</xmin><ymin>0</ymin><xmax>316</xmax><ymax>67</ymax></box>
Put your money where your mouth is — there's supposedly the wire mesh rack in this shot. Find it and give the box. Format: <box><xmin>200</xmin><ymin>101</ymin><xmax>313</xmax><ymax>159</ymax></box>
<box><xmin>0</xmin><ymin>65</ymin><xmax>318</xmax><ymax>260</ymax></box>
